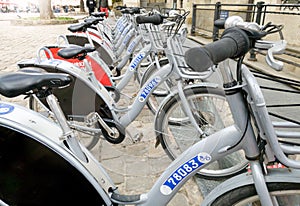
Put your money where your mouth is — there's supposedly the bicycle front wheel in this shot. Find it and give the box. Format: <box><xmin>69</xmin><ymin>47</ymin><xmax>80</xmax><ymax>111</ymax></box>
<box><xmin>211</xmin><ymin>182</ymin><xmax>300</xmax><ymax>205</ymax></box>
<box><xmin>155</xmin><ymin>86</ymin><xmax>248</xmax><ymax>178</ymax></box>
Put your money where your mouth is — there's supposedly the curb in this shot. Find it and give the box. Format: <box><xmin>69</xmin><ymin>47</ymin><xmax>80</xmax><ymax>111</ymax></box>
<box><xmin>10</xmin><ymin>18</ymin><xmax>79</xmax><ymax>26</ymax></box>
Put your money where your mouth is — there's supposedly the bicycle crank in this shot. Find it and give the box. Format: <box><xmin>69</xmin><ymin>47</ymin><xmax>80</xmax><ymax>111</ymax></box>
<box><xmin>101</xmin><ymin>118</ymin><xmax>126</xmax><ymax>144</ymax></box>
<box><xmin>86</xmin><ymin>112</ymin><xmax>125</xmax><ymax>144</ymax></box>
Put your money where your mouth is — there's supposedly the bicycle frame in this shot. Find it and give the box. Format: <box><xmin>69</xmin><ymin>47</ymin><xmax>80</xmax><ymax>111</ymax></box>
<box><xmin>111</xmin><ymin>59</ymin><xmax>300</xmax><ymax>205</ymax></box>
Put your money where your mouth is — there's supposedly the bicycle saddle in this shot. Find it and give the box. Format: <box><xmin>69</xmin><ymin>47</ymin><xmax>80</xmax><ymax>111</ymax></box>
<box><xmin>115</xmin><ymin>5</ymin><xmax>127</xmax><ymax>11</ymax></box>
<box><xmin>121</xmin><ymin>7</ymin><xmax>140</xmax><ymax>15</ymax></box>
<box><xmin>91</xmin><ymin>12</ymin><xmax>107</xmax><ymax>18</ymax></box>
<box><xmin>84</xmin><ymin>17</ymin><xmax>104</xmax><ymax>25</ymax></box>
<box><xmin>68</xmin><ymin>21</ymin><xmax>94</xmax><ymax>32</ymax></box>
<box><xmin>57</xmin><ymin>45</ymin><xmax>96</xmax><ymax>60</ymax></box>
<box><xmin>0</xmin><ymin>69</ymin><xmax>72</xmax><ymax>98</ymax></box>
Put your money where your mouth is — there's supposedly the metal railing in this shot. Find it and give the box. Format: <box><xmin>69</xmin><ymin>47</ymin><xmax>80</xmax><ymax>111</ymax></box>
<box><xmin>191</xmin><ymin>1</ymin><xmax>300</xmax><ymax>41</ymax></box>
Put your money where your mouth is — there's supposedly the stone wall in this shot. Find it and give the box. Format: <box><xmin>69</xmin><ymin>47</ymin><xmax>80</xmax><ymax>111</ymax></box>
<box><xmin>177</xmin><ymin>0</ymin><xmax>300</xmax><ymax>47</ymax></box>
<box><xmin>121</xmin><ymin>0</ymin><xmax>299</xmax><ymax>47</ymax></box>
<box><xmin>264</xmin><ymin>13</ymin><xmax>300</xmax><ymax>47</ymax></box>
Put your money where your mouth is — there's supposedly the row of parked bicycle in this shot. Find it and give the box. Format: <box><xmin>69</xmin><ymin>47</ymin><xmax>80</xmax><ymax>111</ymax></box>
<box><xmin>19</xmin><ymin>6</ymin><xmax>233</xmax><ymax>177</ymax></box>
<box><xmin>0</xmin><ymin>5</ymin><xmax>300</xmax><ymax>205</ymax></box>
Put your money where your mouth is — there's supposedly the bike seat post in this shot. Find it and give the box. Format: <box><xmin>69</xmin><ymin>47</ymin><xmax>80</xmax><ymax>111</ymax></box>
<box><xmin>83</xmin><ymin>58</ymin><xmax>101</xmax><ymax>88</ymax></box>
<box><xmin>85</xmin><ymin>30</ymin><xmax>95</xmax><ymax>47</ymax></box>
<box><xmin>96</xmin><ymin>23</ymin><xmax>105</xmax><ymax>42</ymax></box>
<box><xmin>46</xmin><ymin>93</ymin><xmax>87</xmax><ymax>162</ymax></box>
<box><xmin>46</xmin><ymin>94</ymin><xmax>72</xmax><ymax>136</ymax></box>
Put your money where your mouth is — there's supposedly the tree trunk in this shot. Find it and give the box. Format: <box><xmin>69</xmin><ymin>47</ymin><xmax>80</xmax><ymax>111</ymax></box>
<box><xmin>80</xmin><ymin>0</ymin><xmax>86</xmax><ymax>12</ymax></box>
<box><xmin>39</xmin><ymin>0</ymin><xmax>54</xmax><ymax>19</ymax></box>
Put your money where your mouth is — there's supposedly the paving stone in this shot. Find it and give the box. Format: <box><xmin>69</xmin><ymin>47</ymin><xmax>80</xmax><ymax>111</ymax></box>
<box><xmin>125</xmin><ymin>175</ymin><xmax>155</xmax><ymax>193</ymax></box>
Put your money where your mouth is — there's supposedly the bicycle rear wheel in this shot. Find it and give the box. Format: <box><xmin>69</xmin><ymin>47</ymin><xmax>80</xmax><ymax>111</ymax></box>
<box><xmin>155</xmin><ymin>86</ymin><xmax>248</xmax><ymax>178</ymax></box>
<box><xmin>211</xmin><ymin>182</ymin><xmax>300</xmax><ymax>205</ymax></box>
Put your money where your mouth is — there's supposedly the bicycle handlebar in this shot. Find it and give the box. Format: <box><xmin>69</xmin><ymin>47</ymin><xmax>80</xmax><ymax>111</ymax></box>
<box><xmin>136</xmin><ymin>14</ymin><xmax>164</xmax><ymax>25</ymax></box>
<box><xmin>121</xmin><ymin>7</ymin><xmax>141</xmax><ymax>15</ymax></box>
<box><xmin>115</xmin><ymin>5</ymin><xmax>127</xmax><ymax>10</ymax></box>
<box><xmin>186</xmin><ymin>15</ymin><xmax>286</xmax><ymax>72</ymax></box>
<box><xmin>185</xmin><ymin>27</ymin><xmax>250</xmax><ymax>72</ymax></box>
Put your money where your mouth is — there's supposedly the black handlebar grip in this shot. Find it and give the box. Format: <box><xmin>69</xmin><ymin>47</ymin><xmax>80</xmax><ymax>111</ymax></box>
<box><xmin>214</xmin><ymin>19</ymin><xmax>225</xmax><ymax>29</ymax></box>
<box><xmin>185</xmin><ymin>27</ymin><xmax>250</xmax><ymax>72</ymax></box>
<box><xmin>115</xmin><ymin>5</ymin><xmax>127</xmax><ymax>10</ymax></box>
<box><xmin>131</xmin><ymin>7</ymin><xmax>141</xmax><ymax>14</ymax></box>
<box><xmin>121</xmin><ymin>8</ymin><xmax>130</xmax><ymax>14</ymax></box>
<box><xmin>136</xmin><ymin>14</ymin><xmax>163</xmax><ymax>25</ymax></box>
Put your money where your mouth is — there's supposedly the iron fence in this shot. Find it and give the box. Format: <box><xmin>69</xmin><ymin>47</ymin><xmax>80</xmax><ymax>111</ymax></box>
<box><xmin>191</xmin><ymin>1</ymin><xmax>300</xmax><ymax>41</ymax></box>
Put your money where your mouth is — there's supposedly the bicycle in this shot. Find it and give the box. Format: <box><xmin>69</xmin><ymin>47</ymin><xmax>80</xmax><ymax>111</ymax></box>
<box><xmin>17</xmin><ymin>14</ymin><xmax>241</xmax><ymax>178</ymax></box>
<box><xmin>127</xmin><ymin>13</ymin><xmax>247</xmax><ymax>178</ymax></box>
<box><xmin>64</xmin><ymin>8</ymin><xmax>187</xmax><ymax>86</ymax></box>
<box><xmin>21</xmin><ymin>8</ymin><xmax>161</xmax><ymax>94</ymax></box>
<box><xmin>17</xmin><ymin>14</ymin><xmax>142</xmax><ymax>93</ymax></box>
<box><xmin>65</xmin><ymin>7</ymin><xmax>145</xmax><ymax>68</ymax></box>
<box><xmin>1</xmin><ymin>16</ymin><xmax>300</xmax><ymax>206</ymax></box>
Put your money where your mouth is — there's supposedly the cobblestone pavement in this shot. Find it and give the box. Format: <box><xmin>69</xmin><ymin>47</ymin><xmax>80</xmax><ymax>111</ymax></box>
<box><xmin>0</xmin><ymin>14</ymin><xmax>202</xmax><ymax>205</ymax></box>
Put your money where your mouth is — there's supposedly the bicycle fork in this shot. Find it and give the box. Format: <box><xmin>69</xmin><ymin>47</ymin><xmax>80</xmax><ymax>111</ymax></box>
<box><xmin>221</xmin><ymin>60</ymin><xmax>276</xmax><ymax>206</ymax></box>
<box><xmin>176</xmin><ymin>81</ymin><xmax>206</xmax><ymax>137</ymax></box>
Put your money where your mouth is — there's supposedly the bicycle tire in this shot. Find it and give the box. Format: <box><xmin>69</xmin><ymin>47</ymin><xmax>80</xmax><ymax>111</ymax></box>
<box><xmin>155</xmin><ymin>86</ymin><xmax>248</xmax><ymax>178</ymax></box>
<box><xmin>29</xmin><ymin>96</ymin><xmax>100</xmax><ymax>150</ymax></box>
<box><xmin>211</xmin><ymin>182</ymin><xmax>300</xmax><ymax>205</ymax></box>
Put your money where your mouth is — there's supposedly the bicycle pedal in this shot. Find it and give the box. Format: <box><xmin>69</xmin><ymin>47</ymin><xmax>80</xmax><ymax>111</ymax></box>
<box><xmin>266</xmin><ymin>162</ymin><xmax>286</xmax><ymax>169</ymax></box>
<box><xmin>84</xmin><ymin>112</ymin><xmax>98</xmax><ymax>126</ymax></box>
<box><xmin>247</xmin><ymin>162</ymin><xmax>286</xmax><ymax>173</ymax></box>
<box><xmin>132</xmin><ymin>132</ymin><xmax>143</xmax><ymax>143</ymax></box>
<box><xmin>125</xmin><ymin>125</ymin><xmax>143</xmax><ymax>143</ymax></box>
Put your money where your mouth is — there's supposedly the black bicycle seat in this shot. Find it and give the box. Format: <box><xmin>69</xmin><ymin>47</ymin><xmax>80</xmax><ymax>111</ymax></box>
<box><xmin>121</xmin><ymin>8</ymin><xmax>131</xmax><ymax>14</ymax></box>
<box><xmin>91</xmin><ymin>12</ymin><xmax>107</xmax><ymax>18</ymax></box>
<box><xmin>68</xmin><ymin>22</ymin><xmax>93</xmax><ymax>32</ymax></box>
<box><xmin>57</xmin><ymin>45</ymin><xmax>96</xmax><ymax>60</ymax></box>
<box><xmin>0</xmin><ymin>69</ymin><xmax>72</xmax><ymax>98</ymax></box>
<box><xmin>84</xmin><ymin>17</ymin><xmax>104</xmax><ymax>25</ymax></box>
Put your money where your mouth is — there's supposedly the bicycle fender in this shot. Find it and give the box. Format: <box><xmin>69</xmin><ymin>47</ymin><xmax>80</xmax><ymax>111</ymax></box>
<box><xmin>0</xmin><ymin>101</ymin><xmax>63</xmax><ymax>142</ymax></box>
<box><xmin>0</xmin><ymin>101</ymin><xmax>116</xmax><ymax>205</ymax></box>
<box><xmin>201</xmin><ymin>168</ymin><xmax>300</xmax><ymax>206</ymax></box>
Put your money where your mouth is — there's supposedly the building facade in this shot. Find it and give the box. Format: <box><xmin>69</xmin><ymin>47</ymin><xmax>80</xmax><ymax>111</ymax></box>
<box><xmin>122</xmin><ymin>0</ymin><xmax>289</xmax><ymax>8</ymax></box>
